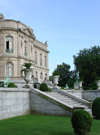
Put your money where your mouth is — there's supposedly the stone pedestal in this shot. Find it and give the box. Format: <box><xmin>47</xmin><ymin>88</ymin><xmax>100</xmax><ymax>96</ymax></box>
<box><xmin>74</xmin><ymin>84</ymin><xmax>79</xmax><ymax>90</ymax></box>
<box><xmin>51</xmin><ymin>86</ymin><xmax>60</xmax><ymax>92</ymax></box>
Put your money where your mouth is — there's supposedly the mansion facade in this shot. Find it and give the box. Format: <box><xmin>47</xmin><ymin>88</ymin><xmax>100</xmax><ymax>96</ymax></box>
<box><xmin>0</xmin><ymin>13</ymin><xmax>49</xmax><ymax>81</ymax></box>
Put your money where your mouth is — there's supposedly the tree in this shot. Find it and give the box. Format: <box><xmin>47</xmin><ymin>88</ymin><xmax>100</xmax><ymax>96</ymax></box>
<box><xmin>73</xmin><ymin>46</ymin><xmax>100</xmax><ymax>89</ymax></box>
<box><xmin>52</xmin><ymin>62</ymin><xmax>75</xmax><ymax>87</ymax></box>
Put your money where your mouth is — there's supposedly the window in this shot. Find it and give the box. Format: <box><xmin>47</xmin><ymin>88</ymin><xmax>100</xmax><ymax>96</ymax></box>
<box><xmin>21</xmin><ymin>40</ymin><xmax>23</xmax><ymax>48</ymax></box>
<box><xmin>40</xmin><ymin>54</ymin><xmax>42</xmax><ymax>66</ymax></box>
<box><xmin>45</xmin><ymin>74</ymin><xmax>47</xmax><ymax>80</ymax></box>
<box><xmin>36</xmin><ymin>71</ymin><xmax>38</xmax><ymax>78</ymax></box>
<box><xmin>35</xmin><ymin>51</ymin><xmax>37</xmax><ymax>64</ymax></box>
<box><xmin>31</xmin><ymin>45</ymin><xmax>32</xmax><ymax>52</ymax></box>
<box><xmin>6</xmin><ymin>37</ymin><xmax>13</xmax><ymax>53</ymax></box>
<box><xmin>40</xmin><ymin>72</ymin><xmax>42</xmax><ymax>79</ymax></box>
<box><xmin>45</xmin><ymin>56</ymin><xmax>47</xmax><ymax>67</ymax></box>
<box><xmin>6</xmin><ymin>63</ymin><xmax>13</xmax><ymax>77</ymax></box>
<box><xmin>24</xmin><ymin>41</ymin><xmax>27</xmax><ymax>56</ymax></box>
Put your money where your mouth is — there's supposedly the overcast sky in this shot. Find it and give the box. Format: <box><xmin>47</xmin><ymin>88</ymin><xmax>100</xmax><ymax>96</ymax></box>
<box><xmin>1</xmin><ymin>0</ymin><xmax>100</xmax><ymax>75</ymax></box>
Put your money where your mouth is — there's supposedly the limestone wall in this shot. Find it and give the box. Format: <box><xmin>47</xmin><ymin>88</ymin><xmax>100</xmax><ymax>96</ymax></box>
<box><xmin>0</xmin><ymin>88</ymin><xmax>30</xmax><ymax>120</ymax></box>
<box><xmin>82</xmin><ymin>90</ymin><xmax>100</xmax><ymax>102</ymax></box>
<box><xmin>30</xmin><ymin>88</ymin><xmax>72</xmax><ymax>116</ymax></box>
<box><xmin>65</xmin><ymin>90</ymin><xmax>83</xmax><ymax>98</ymax></box>
<box><xmin>66</xmin><ymin>89</ymin><xmax>100</xmax><ymax>102</ymax></box>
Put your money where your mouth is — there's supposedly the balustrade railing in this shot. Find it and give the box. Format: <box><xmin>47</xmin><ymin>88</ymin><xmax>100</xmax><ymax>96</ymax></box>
<box><xmin>6</xmin><ymin>49</ymin><xmax>13</xmax><ymax>53</ymax></box>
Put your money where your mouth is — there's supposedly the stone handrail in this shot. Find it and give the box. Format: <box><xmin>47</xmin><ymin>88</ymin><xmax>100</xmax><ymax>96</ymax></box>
<box><xmin>59</xmin><ymin>89</ymin><xmax>90</xmax><ymax>107</ymax></box>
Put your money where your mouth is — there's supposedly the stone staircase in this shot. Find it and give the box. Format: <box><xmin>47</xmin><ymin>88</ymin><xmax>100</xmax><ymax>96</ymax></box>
<box><xmin>45</xmin><ymin>91</ymin><xmax>91</xmax><ymax>114</ymax></box>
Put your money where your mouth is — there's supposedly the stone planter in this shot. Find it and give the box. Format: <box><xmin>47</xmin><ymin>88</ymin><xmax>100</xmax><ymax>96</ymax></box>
<box><xmin>23</xmin><ymin>69</ymin><xmax>33</xmax><ymax>88</ymax></box>
<box><xmin>97</xmin><ymin>80</ymin><xmax>100</xmax><ymax>89</ymax></box>
<box><xmin>53</xmin><ymin>76</ymin><xmax>59</xmax><ymax>86</ymax></box>
<box><xmin>79</xmin><ymin>81</ymin><xmax>83</xmax><ymax>89</ymax></box>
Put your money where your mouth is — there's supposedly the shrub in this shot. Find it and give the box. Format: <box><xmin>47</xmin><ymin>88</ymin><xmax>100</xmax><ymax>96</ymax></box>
<box><xmin>48</xmin><ymin>88</ymin><xmax>51</xmax><ymax>92</ymax></box>
<box><xmin>34</xmin><ymin>83</ymin><xmax>37</xmax><ymax>88</ymax></box>
<box><xmin>92</xmin><ymin>97</ymin><xmax>100</xmax><ymax>119</ymax></box>
<box><xmin>8</xmin><ymin>83</ymin><xmax>17</xmax><ymax>88</ymax></box>
<box><xmin>40</xmin><ymin>83</ymin><xmax>48</xmax><ymax>91</ymax></box>
<box><xmin>71</xmin><ymin>110</ymin><xmax>92</xmax><ymax>135</ymax></box>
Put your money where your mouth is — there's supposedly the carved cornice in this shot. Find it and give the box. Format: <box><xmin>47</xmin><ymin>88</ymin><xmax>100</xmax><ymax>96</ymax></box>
<box><xmin>0</xmin><ymin>27</ymin><xmax>35</xmax><ymax>39</ymax></box>
<box><xmin>0</xmin><ymin>55</ymin><xmax>49</xmax><ymax>71</ymax></box>
<box><xmin>34</xmin><ymin>64</ymin><xmax>49</xmax><ymax>71</ymax></box>
<box><xmin>34</xmin><ymin>43</ymin><xmax>50</xmax><ymax>53</ymax></box>
<box><xmin>0</xmin><ymin>55</ymin><xmax>35</xmax><ymax>63</ymax></box>
<box><xmin>35</xmin><ymin>39</ymin><xmax>48</xmax><ymax>47</ymax></box>
<box><xmin>0</xmin><ymin>27</ymin><xmax>17</xmax><ymax>31</ymax></box>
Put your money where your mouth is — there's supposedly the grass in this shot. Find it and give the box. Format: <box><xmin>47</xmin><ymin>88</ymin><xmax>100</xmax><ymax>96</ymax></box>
<box><xmin>0</xmin><ymin>114</ymin><xmax>100</xmax><ymax>135</ymax></box>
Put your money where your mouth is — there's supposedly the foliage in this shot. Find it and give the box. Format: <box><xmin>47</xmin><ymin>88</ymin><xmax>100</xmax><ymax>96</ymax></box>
<box><xmin>34</xmin><ymin>83</ymin><xmax>37</xmax><ymax>88</ymax></box>
<box><xmin>71</xmin><ymin>110</ymin><xmax>92</xmax><ymax>135</ymax></box>
<box><xmin>21</xmin><ymin>63</ymin><xmax>33</xmax><ymax>74</ymax></box>
<box><xmin>40</xmin><ymin>83</ymin><xmax>48</xmax><ymax>91</ymax></box>
<box><xmin>49</xmin><ymin>76</ymin><xmax>53</xmax><ymax>81</ymax></box>
<box><xmin>53</xmin><ymin>71</ymin><xmax>60</xmax><ymax>76</ymax></box>
<box><xmin>8</xmin><ymin>82</ymin><xmax>17</xmax><ymax>88</ymax></box>
<box><xmin>92</xmin><ymin>97</ymin><xmax>100</xmax><ymax>119</ymax></box>
<box><xmin>67</xmin><ymin>78</ymin><xmax>75</xmax><ymax>88</ymax></box>
<box><xmin>73</xmin><ymin>46</ymin><xmax>100</xmax><ymax>89</ymax></box>
<box><xmin>48</xmin><ymin>88</ymin><xmax>51</xmax><ymax>92</ymax></box>
<box><xmin>52</xmin><ymin>62</ymin><xmax>76</xmax><ymax>87</ymax></box>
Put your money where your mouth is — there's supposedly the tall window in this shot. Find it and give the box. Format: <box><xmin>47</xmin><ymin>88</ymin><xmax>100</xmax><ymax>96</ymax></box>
<box><xmin>45</xmin><ymin>74</ymin><xmax>47</xmax><ymax>80</ymax></box>
<box><xmin>6</xmin><ymin>37</ymin><xmax>13</xmax><ymax>53</ymax></box>
<box><xmin>40</xmin><ymin>54</ymin><xmax>42</xmax><ymax>66</ymax></box>
<box><xmin>36</xmin><ymin>71</ymin><xmax>38</xmax><ymax>78</ymax></box>
<box><xmin>40</xmin><ymin>72</ymin><xmax>42</xmax><ymax>79</ymax></box>
<box><xmin>24</xmin><ymin>41</ymin><xmax>27</xmax><ymax>56</ymax></box>
<box><xmin>45</xmin><ymin>56</ymin><xmax>47</xmax><ymax>67</ymax></box>
<box><xmin>35</xmin><ymin>51</ymin><xmax>37</xmax><ymax>64</ymax></box>
<box><xmin>6</xmin><ymin>63</ymin><xmax>13</xmax><ymax>77</ymax></box>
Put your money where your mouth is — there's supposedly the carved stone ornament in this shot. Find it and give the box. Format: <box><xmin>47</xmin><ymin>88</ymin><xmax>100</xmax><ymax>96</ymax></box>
<box><xmin>7</xmin><ymin>58</ymin><xmax>12</xmax><ymax>63</ymax></box>
<box><xmin>0</xmin><ymin>13</ymin><xmax>5</xmax><ymax>20</ymax></box>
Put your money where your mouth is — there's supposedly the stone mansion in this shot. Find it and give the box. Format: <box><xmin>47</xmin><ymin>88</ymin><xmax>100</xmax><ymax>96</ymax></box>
<box><xmin>0</xmin><ymin>13</ymin><xmax>49</xmax><ymax>81</ymax></box>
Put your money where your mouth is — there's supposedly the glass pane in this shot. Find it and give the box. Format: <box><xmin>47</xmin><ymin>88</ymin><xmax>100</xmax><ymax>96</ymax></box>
<box><xmin>6</xmin><ymin>37</ymin><xmax>12</xmax><ymax>41</ymax></box>
<box><xmin>6</xmin><ymin>63</ymin><xmax>12</xmax><ymax>77</ymax></box>
<box><xmin>9</xmin><ymin>68</ymin><xmax>12</xmax><ymax>77</ymax></box>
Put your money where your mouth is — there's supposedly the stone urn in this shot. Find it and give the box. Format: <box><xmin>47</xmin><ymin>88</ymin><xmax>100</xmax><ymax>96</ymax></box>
<box><xmin>97</xmin><ymin>80</ymin><xmax>100</xmax><ymax>89</ymax></box>
<box><xmin>79</xmin><ymin>81</ymin><xmax>83</xmax><ymax>89</ymax></box>
<box><xmin>53</xmin><ymin>76</ymin><xmax>59</xmax><ymax>86</ymax></box>
<box><xmin>23</xmin><ymin>69</ymin><xmax>33</xmax><ymax>88</ymax></box>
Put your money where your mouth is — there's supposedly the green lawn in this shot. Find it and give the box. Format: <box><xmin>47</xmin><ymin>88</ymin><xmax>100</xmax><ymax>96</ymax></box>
<box><xmin>0</xmin><ymin>114</ymin><xmax>100</xmax><ymax>135</ymax></box>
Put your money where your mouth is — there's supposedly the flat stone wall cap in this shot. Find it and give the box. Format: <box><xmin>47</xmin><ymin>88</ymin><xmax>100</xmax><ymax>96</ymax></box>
<box><xmin>96</xmin><ymin>89</ymin><xmax>100</xmax><ymax>91</ymax></box>
<box><xmin>0</xmin><ymin>88</ymin><xmax>30</xmax><ymax>92</ymax></box>
<box><xmin>73</xmin><ymin>107</ymin><xmax>84</xmax><ymax>109</ymax></box>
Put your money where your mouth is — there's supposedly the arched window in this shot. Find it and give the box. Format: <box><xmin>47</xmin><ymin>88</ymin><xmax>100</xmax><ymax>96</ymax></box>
<box><xmin>6</xmin><ymin>63</ymin><xmax>13</xmax><ymax>77</ymax></box>
<box><xmin>6</xmin><ymin>37</ymin><xmax>13</xmax><ymax>53</ymax></box>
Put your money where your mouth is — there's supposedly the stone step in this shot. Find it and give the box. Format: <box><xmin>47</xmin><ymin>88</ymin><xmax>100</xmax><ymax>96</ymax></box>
<box><xmin>44</xmin><ymin>92</ymin><xmax>88</xmax><ymax>109</ymax></box>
